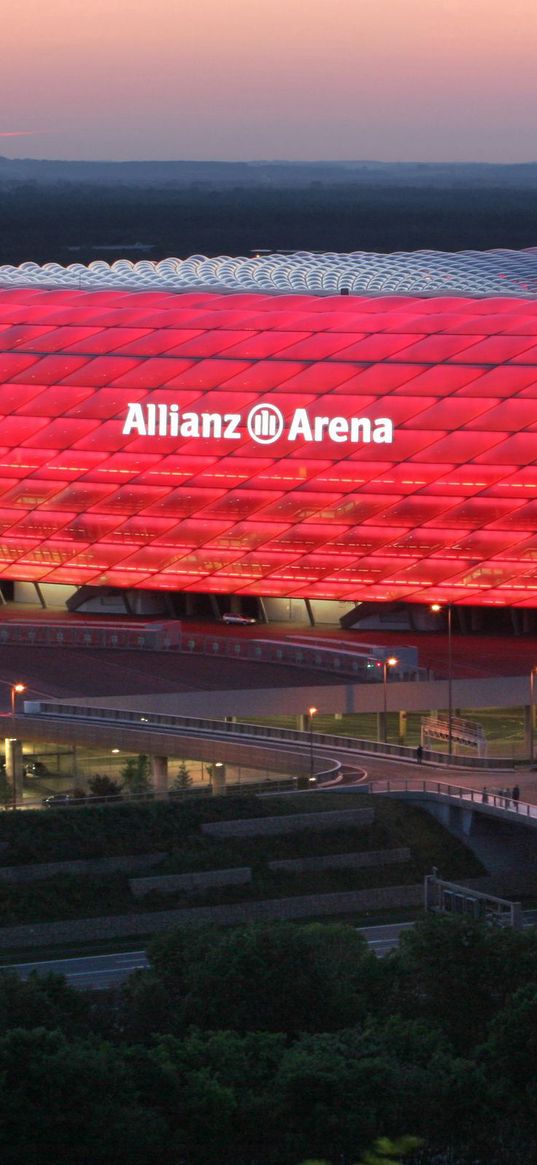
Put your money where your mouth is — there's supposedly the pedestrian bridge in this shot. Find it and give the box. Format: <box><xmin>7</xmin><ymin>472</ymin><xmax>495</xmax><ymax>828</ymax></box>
<box><xmin>370</xmin><ymin>778</ymin><xmax>534</xmax><ymax>834</ymax></box>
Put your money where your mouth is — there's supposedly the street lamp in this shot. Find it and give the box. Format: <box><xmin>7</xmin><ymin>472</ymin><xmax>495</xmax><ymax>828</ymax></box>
<box><xmin>308</xmin><ymin>706</ymin><xmax>318</xmax><ymax>783</ymax></box>
<box><xmin>529</xmin><ymin>667</ymin><xmax>537</xmax><ymax>764</ymax></box>
<box><xmin>431</xmin><ymin>603</ymin><xmax>453</xmax><ymax>761</ymax></box>
<box><xmin>381</xmin><ymin>659</ymin><xmax>398</xmax><ymax>743</ymax></box>
<box><xmin>10</xmin><ymin>683</ymin><xmax>26</xmax><ymax>718</ymax></box>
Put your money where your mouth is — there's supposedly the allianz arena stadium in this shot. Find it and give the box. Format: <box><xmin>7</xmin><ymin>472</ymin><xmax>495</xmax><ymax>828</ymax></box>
<box><xmin>2</xmin><ymin>248</ymin><xmax>537</xmax><ymax>619</ymax></box>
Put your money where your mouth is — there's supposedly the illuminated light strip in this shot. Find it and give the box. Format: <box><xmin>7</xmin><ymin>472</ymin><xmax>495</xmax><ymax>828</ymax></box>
<box><xmin>3</xmin><ymin>249</ymin><xmax>537</xmax><ymax>297</ymax></box>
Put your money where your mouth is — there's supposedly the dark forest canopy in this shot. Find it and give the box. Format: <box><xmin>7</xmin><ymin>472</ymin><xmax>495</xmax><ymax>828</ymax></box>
<box><xmin>1</xmin><ymin>915</ymin><xmax>537</xmax><ymax>1165</ymax></box>
<box><xmin>2</xmin><ymin>175</ymin><xmax>537</xmax><ymax>266</ymax></box>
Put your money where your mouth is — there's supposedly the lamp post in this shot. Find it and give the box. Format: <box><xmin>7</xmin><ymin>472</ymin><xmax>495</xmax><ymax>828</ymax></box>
<box><xmin>381</xmin><ymin>659</ymin><xmax>398</xmax><ymax>743</ymax></box>
<box><xmin>308</xmin><ymin>706</ymin><xmax>318</xmax><ymax>783</ymax></box>
<box><xmin>530</xmin><ymin>667</ymin><xmax>537</xmax><ymax>764</ymax></box>
<box><xmin>431</xmin><ymin>603</ymin><xmax>453</xmax><ymax>761</ymax></box>
<box><xmin>10</xmin><ymin>683</ymin><xmax>26</xmax><ymax>718</ymax></box>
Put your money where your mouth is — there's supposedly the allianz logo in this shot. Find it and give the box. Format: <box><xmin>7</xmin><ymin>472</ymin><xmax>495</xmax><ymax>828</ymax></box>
<box><xmin>122</xmin><ymin>401</ymin><xmax>394</xmax><ymax>446</ymax></box>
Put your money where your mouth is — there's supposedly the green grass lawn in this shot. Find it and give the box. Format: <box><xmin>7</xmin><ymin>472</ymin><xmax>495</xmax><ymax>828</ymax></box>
<box><xmin>244</xmin><ymin>708</ymin><xmax>529</xmax><ymax>752</ymax></box>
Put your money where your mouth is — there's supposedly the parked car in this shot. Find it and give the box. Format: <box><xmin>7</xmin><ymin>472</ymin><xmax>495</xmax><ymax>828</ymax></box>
<box><xmin>42</xmin><ymin>793</ymin><xmax>72</xmax><ymax>807</ymax></box>
<box><xmin>24</xmin><ymin>760</ymin><xmax>49</xmax><ymax>778</ymax></box>
<box><xmin>42</xmin><ymin>791</ymin><xmax>89</xmax><ymax>807</ymax></box>
<box><xmin>221</xmin><ymin>613</ymin><xmax>257</xmax><ymax>625</ymax></box>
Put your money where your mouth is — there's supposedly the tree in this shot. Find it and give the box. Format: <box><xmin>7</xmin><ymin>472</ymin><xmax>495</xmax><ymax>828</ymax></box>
<box><xmin>0</xmin><ymin>970</ymin><xmax>89</xmax><ymax>1037</ymax></box>
<box><xmin>120</xmin><ymin>754</ymin><xmax>152</xmax><ymax>795</ymax></box>
<box><xmin>0</xmin><ymin>1027</ymin><xmax>168</xmax><ymax>1165</ymax></box>
<box><xmin>300</xmin><ymin>1137</ymin><xmax>421</xmax><ymax>1165</ymax></box>
<box><xmin>172</xmin><ymin>761</ymin><xmax>193</xmax><ymax>790</ymax></box>
<box><xmin>387</xmin><ymin>913</ymin><xmax>534</xmax><ymax>1053</ymax></box>
<box><xmin>148</xmin><ymin>921</ymin><xmax>375</xmax><ymax>1035</ymax></box>
<box><xmin>481</xmin><ymin>983</ymin><xmax>537</xmax><ymax>1098</ymax></box>
<box><xmin>88</xmin><ymin>774</ymin><xmax>123</xmax><ymax>799</ymax></box>
<box><xmin>149</xmin><ymin>1029</ymin><xmax>285</xmax><ymax>1165</ymax></box>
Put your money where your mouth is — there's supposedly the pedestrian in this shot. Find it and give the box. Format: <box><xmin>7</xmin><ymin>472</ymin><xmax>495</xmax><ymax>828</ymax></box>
<box><xmin>482</xmin><ymin>786</ymin><xmax>488</xmax><ymax>804</ymax></box>
<box><xmin>416</xmin><ymin>744</ymin><xmax>423</xmax><ymax>764</ymax></box>
<box><xmin>512</xmin><ymin>784</ymin><xmax>520</xmax><ymax>803</ymax></box>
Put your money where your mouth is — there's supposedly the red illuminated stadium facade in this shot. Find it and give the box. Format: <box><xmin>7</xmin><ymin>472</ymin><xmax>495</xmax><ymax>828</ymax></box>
<box><xmin>2</xmin><ymin>251</ymin><xmax>537</xmax><ymax>613</ymax></box>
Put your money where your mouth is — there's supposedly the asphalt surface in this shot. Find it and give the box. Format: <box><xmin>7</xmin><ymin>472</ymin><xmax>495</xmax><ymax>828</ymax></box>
<box><xmin>0</xmin><ymin>641</ymin><xmax>351</xmax><ymax>712</ymax></box>
<box><xmin>8</xmin><ymin>949</ymin><xmax>150</xmax><ymax>989</ymax></box>
<box><xmin>1</xmin><ymin>614</ymin><xmax>537</xmax><ymax>715</ymax></box>
<box><xmin>358</xmin><ymin>753</ymin><xmax>537</xmax><ymax>804</ymax></box>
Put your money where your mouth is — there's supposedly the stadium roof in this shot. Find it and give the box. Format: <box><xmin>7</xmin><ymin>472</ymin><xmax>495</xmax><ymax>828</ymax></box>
<box><xmin>2</xmin><ymin>249</ymin><xmax>537</xmax><ymax>298</ymax></box>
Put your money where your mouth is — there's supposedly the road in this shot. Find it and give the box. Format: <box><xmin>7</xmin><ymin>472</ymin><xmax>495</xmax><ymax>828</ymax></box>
<box><xmin>359</xmin><ymin>921</ymin><xmax>416</xmax><ymax>956</ymax></box>
<box><xmin>3</xmin><ymin>922</ymin><xmax>416</xmax><ymax>988</ymax></box>
<box><xmin>5</xmin><ymin>949</ymin><xmax>150</xmax><ymax>989</ymax></box>
<box><xmin>7</xmin><ymin>909</ymin><xmax>537</xmax><ymax>987</ymax></box>
<box><xmin>338</xmin><ymin>751</ymin><xmax>537</xmax><ymax>806</ymax></box>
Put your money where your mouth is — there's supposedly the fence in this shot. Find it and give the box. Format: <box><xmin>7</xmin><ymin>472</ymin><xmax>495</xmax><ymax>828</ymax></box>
<box><xmin>2</xmin><ymin>773</ymin><xmax>331</xmax><ymax>813</ymax></box>
<box><xmin>370</xmin><ymin>777</ymin><xmax>537</xmax><ymax>822</ymax></box>
<box><xmin>421</xmin><ymin>713</ymin><xmax>487</xmax><ymax>756</ymax></box>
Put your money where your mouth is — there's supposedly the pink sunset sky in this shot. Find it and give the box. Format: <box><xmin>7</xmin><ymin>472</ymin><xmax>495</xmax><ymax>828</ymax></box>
<box><xmin>2</xmin><ymin>0</ymin><xmax>537</xmax><ymax>162</ymax></box>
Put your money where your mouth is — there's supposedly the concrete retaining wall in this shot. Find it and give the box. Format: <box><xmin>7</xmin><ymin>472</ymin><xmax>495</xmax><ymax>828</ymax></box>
<box><xmin>130</xmin><ymin>867</ymin><xmax>252</xmax><ymax>898</ymax></box>
<box><xmin>0</xmin><ymin>884</ymin><xmax>422</xmax><ymax>951</ymax></box>
<box><xmin>268</xmin><ymin>847</ymin><xmax>411</xmax><ymax>873</ymax></box>
<box><xmin>202</xmin><ymin>808</ymin><xmax>374</xmax><ymax>838</ymax></box>
<box><xmin>0</xmin><ymin>852</ymin><xmax>166</xmax><ymax>883</ymax></box>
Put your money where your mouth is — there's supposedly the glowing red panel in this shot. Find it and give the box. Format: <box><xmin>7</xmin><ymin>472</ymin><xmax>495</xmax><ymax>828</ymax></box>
<box><xmin>0</xmin><ymin>325</ymin><xmax>59</xmax><ymax>349</ymax></box>
<box><xmin>2</xmin><ymin>286</ymin><xmax>537</xmax><ymax>604</ymax></box>
<box><xmin>55</xmin><ymin>328</ymin><xmax>153</xmax><ymax>355</ymax></box>
<box><xmin>334</xmin><ymin>334</ymin><xmax>423</xmax><ymax>361</ymax></box>
<box><xmin>165</xmin><ymin>331</ymin><xmax>257</xmax><ymax>357</ymax></box>
<box><xmin>12</xmin><ymin>356</ymin><xmax>90</xmax><ymax>384</ymax></box>
<box><xmin>450</xmin><ymin>336</ymin><xmax>537</xmax><ymax>363</ymax></box>
<box><xmin>19</xmin><ymin>326</ymin><xmax>111</xmax><ymax>353</ymax></box>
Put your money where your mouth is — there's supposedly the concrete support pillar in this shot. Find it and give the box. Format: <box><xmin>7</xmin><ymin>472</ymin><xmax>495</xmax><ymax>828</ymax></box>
<box><xmin>398</xmin><ymin>710</ymin><xmax>407</xmax><ymax>744</ymax></box>
<box><xmin>5</xmin><ymin>738</ymin><xmax>24</xmax><ymax>808</ymax></box>
<box><xmin>435</xmin><ymin>802</ymin><xmax>451</xmax><ymax>827</ymax></box>
<box><xmin>151</xmin><ymin>755</ymin><xmax>169</xmax><ymax>800</ymax></box>
<box><xmin>209</xmin><ymin>594</ymin><xmax>221</xmax><ymax>619</ymax></box>
<box><xmin>512</xmin><ymin>902</ymin><xmax>523</xmax><ymax>931</ymax></box>
<box><xmin>524</xmin><ymin>704</ymin><xmax>534</xmax><ymax>761</ymax></box>
<box><xmin>211</xmin><ymin>763</ymin><xmax>226</xmax><ymax>796</ymax></box>
<box><xmin>34</xmin><ymin>582</ymin><xmax>46</xmax><ymax>609</ymax></box>
<box><xmin>460</xmin><ymin>808</ymin><xmax>474</xmax><ymax>836</ymax></box>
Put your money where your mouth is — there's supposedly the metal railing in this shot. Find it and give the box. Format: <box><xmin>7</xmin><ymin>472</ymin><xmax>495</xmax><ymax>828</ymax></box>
<box><xmin>23</xmin><ymin>701</ymin><xmax>518</xmax><ymax>770</ymax></box>
<box><xmin>370</xmin><ymin>777</ymin><xmax>536</xmax><ymax>821</ymax></box>
<box><xmin>3</xmin><ymin>765</ymin><xmax>341</xmax><ymax>813</ymax></box>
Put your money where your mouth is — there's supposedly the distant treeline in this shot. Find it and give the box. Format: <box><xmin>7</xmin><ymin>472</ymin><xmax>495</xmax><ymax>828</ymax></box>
<box><xmin>2</xmin><ymin>181</ymin><xmax>537</xmax><ymax>265</ymax></box>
